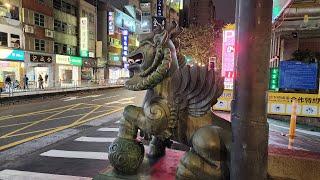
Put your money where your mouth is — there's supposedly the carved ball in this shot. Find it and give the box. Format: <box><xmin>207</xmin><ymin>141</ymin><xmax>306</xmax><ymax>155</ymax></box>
<box><xmin>108</xmin><ymin>137</ymin><xmax>145</xmax><ymax>175</ymax></box>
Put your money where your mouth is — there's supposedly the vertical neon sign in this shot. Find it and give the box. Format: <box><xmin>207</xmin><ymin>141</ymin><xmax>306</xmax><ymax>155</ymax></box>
<box><xmin>221</xmin><ymin>24</ymin><xmax>236</xmax><ymax>90</ymax></box>
<box><xmin>122</xmin><ymin>29</ymin><xmax>129</xmax><ymax>62</ymax></box>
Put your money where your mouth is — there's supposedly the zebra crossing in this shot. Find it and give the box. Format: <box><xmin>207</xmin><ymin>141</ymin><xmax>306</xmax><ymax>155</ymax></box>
<box><xmin>0</xmin><ymin>120</ymin><xmax>122</xmax><ymax>179</ymax></box>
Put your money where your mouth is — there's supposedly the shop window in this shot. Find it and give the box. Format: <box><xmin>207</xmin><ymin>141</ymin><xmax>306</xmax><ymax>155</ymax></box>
<box><xmin>34</xmin><ymin>13</ymin><xmax>45</xmax><ymax>27</ymax></box>
<box><xmin>0</xmin><ymin>32</ymin><xmax>8</xmax><ymax>47</ymax></box>
<box><xmin>35</xmin><ymin>39</ymin><xmax>45</xmax><ymax>51</ymax></box>
<box><xmin>10</xmin><ymin>34</ymin><xmax>20</xmax><ymax>48</ymax></box>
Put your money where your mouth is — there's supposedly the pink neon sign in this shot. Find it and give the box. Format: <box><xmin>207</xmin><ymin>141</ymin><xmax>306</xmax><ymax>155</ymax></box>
<box><xmin>221</xmin><ymin>29</ymin><xmax>235</xmax><ymax>89</ymax></box>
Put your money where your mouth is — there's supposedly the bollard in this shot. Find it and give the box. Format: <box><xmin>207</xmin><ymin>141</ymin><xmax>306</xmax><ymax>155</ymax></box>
<box><xmin>289</xmin><ymin>100</ymin><xmax>297</xmax><ymax>139</ymax></box>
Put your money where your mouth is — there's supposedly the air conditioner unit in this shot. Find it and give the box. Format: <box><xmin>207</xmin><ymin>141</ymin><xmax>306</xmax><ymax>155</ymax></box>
<box><xmin>24</xmin><ymin>25</ymin><xmax>34</xmax><ymax>34</ymax></box>
<box><xmin>45</xmin><ymin>29</ymin><xmax>54</xmax><ymax>38</ymax></box>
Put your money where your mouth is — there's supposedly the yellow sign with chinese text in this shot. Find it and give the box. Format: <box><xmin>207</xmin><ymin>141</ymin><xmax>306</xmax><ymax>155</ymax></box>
<box><xmin>213</xmin><ymin>90</ymin><xmax>320</xmax><ymax>117</ymax></box>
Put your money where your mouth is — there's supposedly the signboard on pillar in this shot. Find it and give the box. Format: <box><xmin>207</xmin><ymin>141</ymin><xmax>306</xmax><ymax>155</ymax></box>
<box><xmin>221</xmin><ymin>24</ymin><xmax>236</xmax><ymax>90</ymax></box>
<box><xmin>156</xmin><ymin>0</ymin><xmax>163</xmax><ymax>16</ymax></box>
<box><xmin>272</xmin><ymin>0</ymin><xmax>292</xmax><ymax>22</ymax></box>
<box><xmin>152</xmin><ymin>16</ymin><xmax>166</xmax><ymax>30</ymax></box>
<box><xmin>80</xmin><ymin>17</ymin><xmax>89</xmax><ymax>57</ymax></box>
<box><xmin>122</xmin><ymin>29</ymin><xmax>129</xmax><ymax>62</ymax></box>
<box><xmin>108</xmin><ymin>11</ymin><xmax>115</xmax><ymax>35</ymax></box>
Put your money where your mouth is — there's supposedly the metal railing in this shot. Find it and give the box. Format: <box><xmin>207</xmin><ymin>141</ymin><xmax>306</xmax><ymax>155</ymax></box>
<box><xmin>0</xmin><ymin>79</ymin><xmax>126</xmax><ymax>98</ymax></box>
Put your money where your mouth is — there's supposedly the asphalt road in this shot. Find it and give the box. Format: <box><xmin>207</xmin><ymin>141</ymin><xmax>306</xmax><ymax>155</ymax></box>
<box><xmin>0</xmin><ymin>88</ymin><xmax>145</xmax><ymax>151</ymax></box>
<box><xmin>0</xmin><ymin>88</ymin><xmax>319</xmax><ymax>179</ymax></box>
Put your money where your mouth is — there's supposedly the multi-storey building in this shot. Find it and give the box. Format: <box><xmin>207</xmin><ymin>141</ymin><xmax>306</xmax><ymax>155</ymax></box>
<box><xmin>78</xmin><ymin>0</ymin><xmax>97</xmax><ymax>81</ymax></box>
<box><xmin>0</xmin><ymin>0</ymin><xmax>24</xmax><ymax>88</ymax></box>
<box><xmin>97</xmin><ymin>0</ymin><xmax>140</xmax><ymax>80</ymax></box>
<box><xmin>22</xmin><ymin>0</ymin><xmax>55</xmax><ymax>88</ymax></box>
<box><xmin>53</xmin><ymin>0</ymin><xmax>82</xmax><ymax>87</ymax></box>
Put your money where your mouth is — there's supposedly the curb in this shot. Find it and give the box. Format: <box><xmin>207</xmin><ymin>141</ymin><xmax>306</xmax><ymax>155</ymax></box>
<box><xmin>0</xmin><ymin>85</ymin><xmax>124</xmax><ymax>106</ymax></box>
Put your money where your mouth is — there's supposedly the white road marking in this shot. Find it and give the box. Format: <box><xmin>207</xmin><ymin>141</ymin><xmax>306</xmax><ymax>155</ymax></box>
<box><xmin>97</xmin><ymin>127</ymin><xmax>119</xmax><ymax>132</ymax></box>
<box><xmin>270</xmin><ymin>124</ymin><xmax>320</xmax><ymax>137</ymax></box>
<box><xmin>75</xmin><ymin>137</ymin><xmax>116</xmax><ymax>143</ymax></box>
<box><xmin>40</xmin><ymin>150</ymin><xmax>108</xmax><ymax>160</ymax></box>
<box><xmin>115</xmin><ymin>120</ymin><xmax>120</xmax><ymax>124</ymax></box>
<box><xmin>0</xmin><ymin>169</ymin><xmax>92</xmax><ymax>180</ymax></box>
<box><xmin>91</xmin><ymin>95</ymin><xmax>120</xmax><ymax>101</ymax></box>
<box><xmin>62</xmin><ymin>95</ymin><xmax>103</xmax><ymax>102</ymax></box>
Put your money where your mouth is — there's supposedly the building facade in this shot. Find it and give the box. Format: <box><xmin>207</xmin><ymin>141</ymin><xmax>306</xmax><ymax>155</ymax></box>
<box><xmin>78</xmin><ymin>0</ymin><xmax>97</xmax><ymax>81</ymax></box>
<box><xmin>0</xmin><ymin>0</ymin><xmax>24</xmax><ymax>88</ymax></box>
<box><xmin>22</xmin><ymin>0</ymin><xmax>55</xmax><ymax>88</ymax></box>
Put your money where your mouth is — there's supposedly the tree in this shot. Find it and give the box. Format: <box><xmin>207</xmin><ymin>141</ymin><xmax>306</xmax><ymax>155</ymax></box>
<box><xmin>179</xmin><ymin>23</ymin><xmax>219</xmax><ymax>68</ymax></box>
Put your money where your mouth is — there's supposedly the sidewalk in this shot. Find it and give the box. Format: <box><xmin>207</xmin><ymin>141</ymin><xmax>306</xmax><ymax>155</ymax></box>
<box><xmin>214</xmin><ymin>111</ymin><xmax>320</xmax><ymax>180</ymax></box>
<box><xmin>0</xmin><ymin>83</ymin><xmax>124</xmax><ymax>104</ymax></box>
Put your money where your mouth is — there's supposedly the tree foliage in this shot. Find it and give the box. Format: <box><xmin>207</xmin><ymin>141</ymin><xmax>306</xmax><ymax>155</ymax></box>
<box><xmin>179</xmin><ymin>24</ymin><xmax>216</xmax><ymax>65</ymax></box>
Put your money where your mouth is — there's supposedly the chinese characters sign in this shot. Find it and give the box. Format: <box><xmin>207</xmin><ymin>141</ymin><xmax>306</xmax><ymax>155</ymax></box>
<box><xmin>80</xmin><ymin>17</ymin><xmax>89</xmax><ymax>57</ymax></box>
<box><xmin>221</xmin><ymin>25</ymin><xmax>236</xmax><ymax>90</ymax></box>
<box><xmin>108</xmin><ymin>12</ymin><xmax>115</xmax><ymax>35</ymax></box>
<box><xmin>269</xmin><ymin>68</ymin><xmax>279</xmax><ymax>91</ymax></box>
<box><xmin>122</xmin><ymin>29</ymin><xmax>129</xmax><ymax>61</ymax></box>
<box><xmin>156</xmin><ymin>0</ymin><xmax>163</xmax><ymax>16</ymax></box>
<box><xmin>30</xmin><ymin>54</ymin><xmax>52</xmax><ymax>63</ymax></box>
<box><xmin>213</xmin><ymin>90</ymin><xmax>320</xmax><ymax>118</ymax></box>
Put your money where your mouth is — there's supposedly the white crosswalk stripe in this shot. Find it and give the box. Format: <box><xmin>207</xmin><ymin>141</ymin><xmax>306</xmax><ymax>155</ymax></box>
<box><xmin>0</xmin><ymin>169</ymin><xmax>92</xmax><ymax>180</ymax></box>
<box><xmin>40</xmin><ymin>150</ymin><xmax>108</xmax><ymax>160</ymax></box>
<box><xmin>75</xmin><ymin>137</ymin><xmax>116</xmax><ymax>143</ymax></box>
<box><xmin>97</xmin><ymin>127</ymin><xmax>119</xmax><ymax>132</ymax></box>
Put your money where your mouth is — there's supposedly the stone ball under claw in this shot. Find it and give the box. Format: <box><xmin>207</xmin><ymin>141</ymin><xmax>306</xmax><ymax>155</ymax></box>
<box><xmin>108</xmin><ymin>137</ymin><xmax>145</xmax><ymax>175</ymax></box>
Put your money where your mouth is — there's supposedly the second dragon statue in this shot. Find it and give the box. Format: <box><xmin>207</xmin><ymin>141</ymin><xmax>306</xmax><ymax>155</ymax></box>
<box><xmin>108</xmin><ymin>22</ymin><xmax>232</xmax><ymax>180</ymax></box>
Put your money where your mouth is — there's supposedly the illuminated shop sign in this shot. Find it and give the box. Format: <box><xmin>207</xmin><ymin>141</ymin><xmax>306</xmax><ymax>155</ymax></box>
<box><xmin>157</xmin><ymin>0</ymin><xmax>163</xmax><ymax>16</ymax></box>
<box><xmin>221</xmin><ymin>25</ymin><xmax>236</xmax><ymax>90</ymax></box>
<box><xmin>115</xmin><ymin>10</ymin><xmax>136</xmax><ymax>32</ymax></box>
<box><xmin>80</xmin><ymin>17</ymin><xmax>89</xmax><ymax>57</ymax></box>
<box><xmin>122</xmin><ymin>29</ymin><xmax>129</xmax><ymax>61</ymax></box>
<box><xmin>30</xmin><ymin>54</ymin><xmax>52</xmax><ymax>63</ymax></box>
<box><xmin>269</xmin><ymin>68</ymin><xmax>279</xmax><ymax>91</ymax></box>
<box><xmin>0</xmin><ymin>49</ymin><xmax>24</xmax><ymax>61</ymax></box>
<box><xmin>273</xmin><ymin>0</ymin><xmax>292</xmax><ymax>22</ymax></box>
<box><xmin>108</xmin><ymin>11</ymin><xmax>115</xmax><ymax>35</ymax></box>
<box><xmin>56</xmin><ymin>55</ymin><xmax>82</xmax><ymax>66</ymax></box>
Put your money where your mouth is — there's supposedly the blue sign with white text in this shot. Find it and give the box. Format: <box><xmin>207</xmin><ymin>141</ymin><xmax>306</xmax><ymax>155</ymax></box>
<box><xmin>279</xmin><ymin>61</ymin><xmax>318</xmax><ymax>90</ymax></box>
<box><xmin>0</xmin><ymin>49</ymin><xmax>24</xmax><ymax>61</ymax></box>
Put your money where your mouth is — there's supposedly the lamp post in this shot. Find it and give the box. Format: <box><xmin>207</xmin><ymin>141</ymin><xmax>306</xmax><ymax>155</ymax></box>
<box><xmin>231</xmin><ymin>0</ymin><xmax>273</xmax><ymax>179</ymax></box>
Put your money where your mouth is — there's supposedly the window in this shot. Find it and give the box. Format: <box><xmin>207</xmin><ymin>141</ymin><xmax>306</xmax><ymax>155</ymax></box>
<box><xmin>62</xmin><ymin>44</ymin><xmax>67</xmax><ymax>54</ymax></box>
<box><xmin>53</xmin><ymin>0</ymin><xmax>61</xmax><ymax>9</ymax></box>
<box><xmin>10</xmin><ymin>34</ymin><xmax>20</xmax><ymax>48</ymax></box>
<box><xmin>34</xmin><ymin>13</ymin><xmax>45</xmax><ymax>27</ymax></box>
<box><xmin>62</xmin><ymin>22</ymin><xmax>67</xmax><ymax>32</ymax></box>
<box><xmin>37</xmin><ymin>0</ymin><xmax>45</xmax><ymax>4</ymax></box>
<box><xmin>54</xmin><ymin>19</ymin><xmax>61</xmax><ymax>31</ymax></box>
<box><xmin>0</xmin><ymin>32</ymin><xmax>8</xmax><ymax>46</ymax></box>
<box><xmin>35</xmin><ymin>39</ymin><xmax>45</xmax><ymax>51</ymax></box>
<box><xmin>54</xmin><ymin>42</ymin><xmax>60</xmax><ymax>54</ymax></box>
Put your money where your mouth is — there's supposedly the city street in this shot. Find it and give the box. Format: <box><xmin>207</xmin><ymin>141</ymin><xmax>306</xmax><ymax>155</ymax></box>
<box><xmin>0</xmin><ymin>88</ymin><xmax>319</xmax><ymax>179</ymax></box>
<box><xmin>0</xmin><ymin>88</ymin><xmax>144</xmax><ymax>151</ymax></box>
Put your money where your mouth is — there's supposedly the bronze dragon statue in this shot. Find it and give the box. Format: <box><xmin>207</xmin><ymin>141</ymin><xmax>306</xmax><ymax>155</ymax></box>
<box><xmin>108</xmin><ymin>23</ymin><xmax>232</xmax><ymax>180</ymax></box>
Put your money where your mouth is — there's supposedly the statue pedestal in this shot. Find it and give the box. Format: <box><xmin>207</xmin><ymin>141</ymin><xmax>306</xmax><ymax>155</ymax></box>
<box><xmin>94</xmin><ymin>148</ymin><xmax>185</xmax><ymax>180</ymax></box>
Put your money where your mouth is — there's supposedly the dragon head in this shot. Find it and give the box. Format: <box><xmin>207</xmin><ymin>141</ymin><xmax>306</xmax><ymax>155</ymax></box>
<box><xmin>125</xmin><ymin>23</ymin><xmax>181</xmax><ymax>91</ymax></box>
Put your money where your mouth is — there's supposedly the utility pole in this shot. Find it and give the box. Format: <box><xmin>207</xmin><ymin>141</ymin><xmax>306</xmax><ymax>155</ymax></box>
<box><xmin>231</xmin><ymin>0</ymin><xmax>273</xmax><ymax>179</ymax></box>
